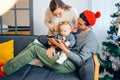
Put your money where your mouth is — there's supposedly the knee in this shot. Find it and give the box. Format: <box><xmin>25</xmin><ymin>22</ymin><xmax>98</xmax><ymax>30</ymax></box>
<box><xmin>28</xmin><ymin>43</ymin><xmax>40</xmax><ymax>50</ymax></box>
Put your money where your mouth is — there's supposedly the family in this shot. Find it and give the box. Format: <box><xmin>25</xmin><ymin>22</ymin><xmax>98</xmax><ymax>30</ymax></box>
<box><xmin>0</xmin><ymin>0</ymin><xmax>101</xmax><ymax>79</ymax></box>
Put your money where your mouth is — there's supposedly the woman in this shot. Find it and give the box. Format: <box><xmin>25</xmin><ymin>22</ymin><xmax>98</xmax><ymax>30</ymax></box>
<box><xmin>44</xmin><ymin>0</ymin><xmax>78</xmax><ymax>36</ymax></box>
<box><xmin>0</xmin><ymin>10</ymin><xmax>101</xmax><ymax>79</ymax></box>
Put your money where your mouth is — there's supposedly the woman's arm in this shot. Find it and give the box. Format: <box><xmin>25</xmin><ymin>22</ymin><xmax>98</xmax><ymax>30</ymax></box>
<box><xmin>71</xmin><ymin>8</ymin><xmax>78</xmax><ymax>25</ymax></box>
<box><xmin>44</xmin><ymin>8</ymin><xmax>54</xmax><ymax>31</ymax></box>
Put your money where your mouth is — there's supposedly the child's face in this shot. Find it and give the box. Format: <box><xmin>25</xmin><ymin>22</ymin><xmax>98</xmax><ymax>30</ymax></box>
<box><xmin>60</xmin><ymin>24</ymin><xmax>71</xmax><ymax>37</ymax></box>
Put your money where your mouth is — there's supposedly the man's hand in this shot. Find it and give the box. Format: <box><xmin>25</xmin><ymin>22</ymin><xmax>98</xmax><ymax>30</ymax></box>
<box><xmin>71</xmin><ymin>22</ymin><xmax>78</xmax><ymax>32</ymax></box>
<box><xmin>46</xmin><ymin>46</ymin><xmax>56</xmax><ymax>59</ymax></box>
<box><xmin>48</xmin><ymin>38</ymin><xmax>70</xmax><ymax>54</ymax></box>
<box><xmin>48</xmin><ymin>38</ymin><xmax>55</xmax><ymax>46</ymax></box>
<box><xmin>48</xmin><ymin>38</ymin><xmax>67</xmax><ymax>47</ymax></box>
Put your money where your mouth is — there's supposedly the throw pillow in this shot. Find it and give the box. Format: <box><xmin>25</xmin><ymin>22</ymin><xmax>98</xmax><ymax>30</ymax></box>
<box><xmin>0</xmin><ymin>40</ymin><xmax>14</xmax><ymax>64</ymax></box>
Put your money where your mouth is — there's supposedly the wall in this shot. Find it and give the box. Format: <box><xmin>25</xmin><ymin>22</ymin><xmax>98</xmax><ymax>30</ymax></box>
<box><xmin>33</xmin><ymin>0</ymin><xmax>119</xmax><ymax>52</ymax></box>
<box><xmin>91</xmin><ymin>0</ymin><xmax>119</xmax><ymax>52</ymax></box>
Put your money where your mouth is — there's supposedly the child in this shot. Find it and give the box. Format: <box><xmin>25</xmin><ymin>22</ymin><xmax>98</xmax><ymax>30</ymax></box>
<box><xmin>48</xmin><ymin>21</ymin><xmax>76</xmax><ymax>64</ymax></box>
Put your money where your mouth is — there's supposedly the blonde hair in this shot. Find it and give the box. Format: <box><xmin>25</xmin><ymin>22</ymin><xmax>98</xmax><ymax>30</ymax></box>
<box><xmin>59</xmin><ymin>21</ymin><xmax>72</xmax><ymax>27</ymax></box>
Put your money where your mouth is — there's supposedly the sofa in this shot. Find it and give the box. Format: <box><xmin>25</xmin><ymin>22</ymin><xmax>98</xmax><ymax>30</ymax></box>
<box><xmin>0</xmin><ymin>35</ymin><xmax>100</xmax><ymax>80</ymax></box>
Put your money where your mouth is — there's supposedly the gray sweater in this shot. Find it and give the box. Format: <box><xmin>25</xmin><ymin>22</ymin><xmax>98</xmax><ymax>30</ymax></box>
<box><xmin>67</xmin><ymin>30</ymin><xmax>99</xmax><ymax>66</ymax></box>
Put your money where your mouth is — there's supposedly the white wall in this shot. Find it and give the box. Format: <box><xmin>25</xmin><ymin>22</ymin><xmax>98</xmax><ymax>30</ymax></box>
<box><xmin>33</xmin><ymin>0</ymin><xmax>49</xmax><ymax>35</ymax></box>
<box><xmin>33</xmin><ymin>0</ymin><xmax>119</xmax><ymax>52</ymax></box>
<box><xmin>91</xmin><ymin>0</ymin><xmax>119</xmax><ymax>52</ymax></box>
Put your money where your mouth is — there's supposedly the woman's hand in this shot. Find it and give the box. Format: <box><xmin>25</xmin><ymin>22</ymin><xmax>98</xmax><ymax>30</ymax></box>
<box><xmin>46</xmin><ymin>46</ymin><xmax>56</xmax><ymax>59</ymax></box>
<box><xmin>53</xmin><ymin>25</ymin><xmax>60</xmax><ymax>32</ymax></box>
<box><xmin>48</xmin><ymin>38</ymin><xmax>70</xmax><ymax>55</ymax></box>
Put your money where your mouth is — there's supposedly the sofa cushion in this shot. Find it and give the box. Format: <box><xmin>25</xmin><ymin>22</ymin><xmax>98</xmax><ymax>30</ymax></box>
<box><xmin>38</xmin><ymin>35</ymin><xmax>50</xmax><ymax>48</ymax></box>
<box><xmin>0</xmin><ymin>40</ymin><xmax>14</xmax><ymax>64</ymax></box>
<box><xmin>0</xmin><ymin>65</ymin><xmax>80</xmax><ymax>80</ymax></box>
<box><xmin>0</xmin><ymin>64</ymin><xmax>32</xmax><ymax>80</ymax></box>
<box><xmin>24</xmin><ymin>66</ymin><xmax>79</xmax><ymax>80</ymax></box>
<box><xmin>79</xmin><ymin>57</ymin><xmax>94</xmax><ymax>80</ymax></box>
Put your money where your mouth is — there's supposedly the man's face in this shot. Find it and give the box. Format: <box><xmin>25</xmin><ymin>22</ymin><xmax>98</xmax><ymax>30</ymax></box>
<box><xmin>77</xmin><ymin>17</ymin><xmax>87</xmax><ymax>30</ymax></box>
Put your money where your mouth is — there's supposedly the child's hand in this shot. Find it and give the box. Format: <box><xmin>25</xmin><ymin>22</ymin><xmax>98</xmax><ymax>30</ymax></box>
<box><xmin>64</xmin><ymin>42</ymin><xmax>70</xmax><ymax>47</ymax></box>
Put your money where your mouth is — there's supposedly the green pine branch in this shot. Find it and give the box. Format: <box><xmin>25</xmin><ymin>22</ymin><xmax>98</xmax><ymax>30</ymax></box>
<box><xmin>102</xmin><ymin>41</ymin><xmax>120</xmax><ymax>56</ymax></box>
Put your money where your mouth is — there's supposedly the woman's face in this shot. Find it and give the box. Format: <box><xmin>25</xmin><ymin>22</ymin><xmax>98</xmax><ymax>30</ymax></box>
<box><xmin>52</xmin><ymin>8</ymin><xmax>64</xmax><ymax>18</ymax></box>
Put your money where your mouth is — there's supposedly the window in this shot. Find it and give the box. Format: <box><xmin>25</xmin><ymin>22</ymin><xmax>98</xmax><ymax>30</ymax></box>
<box><xmin>0</xmin><ymin>0</ymin><xmax>33</xmax><ymax>35</ymax></box>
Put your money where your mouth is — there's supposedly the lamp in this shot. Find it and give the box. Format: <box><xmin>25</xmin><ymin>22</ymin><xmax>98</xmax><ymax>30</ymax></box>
<box><xmin>0</xmin><ymin>0</ymin><xmax>17</xmax><ymax>16</ymax></box>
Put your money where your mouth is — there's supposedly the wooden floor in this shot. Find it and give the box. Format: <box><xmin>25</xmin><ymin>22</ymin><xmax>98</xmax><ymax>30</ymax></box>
<box><xmin>3</xmin><ymin>31</ymin><xmax>30</xmax><ymax>35</ymax></box>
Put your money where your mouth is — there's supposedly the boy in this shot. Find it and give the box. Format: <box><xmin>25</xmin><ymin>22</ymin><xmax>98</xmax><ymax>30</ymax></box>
<box><xmin>48</xmin><ymin>21</ymin><xmax>76</xmax><ymax>64</ymax></box>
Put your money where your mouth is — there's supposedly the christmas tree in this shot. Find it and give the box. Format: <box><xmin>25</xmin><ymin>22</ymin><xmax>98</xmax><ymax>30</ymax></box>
<box><xmin>97</xmin><ymin>2</ymin><xmax>120</xmax><ymax>80</ymax></box>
